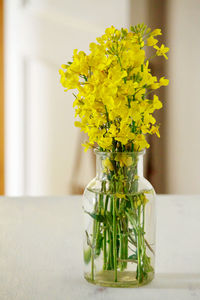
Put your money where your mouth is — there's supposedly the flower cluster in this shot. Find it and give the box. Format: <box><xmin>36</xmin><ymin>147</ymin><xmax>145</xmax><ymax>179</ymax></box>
<box><xmin>59</xmin><ymin>24</ymin><xmax>169</xmax><ymax>151</ymax></box>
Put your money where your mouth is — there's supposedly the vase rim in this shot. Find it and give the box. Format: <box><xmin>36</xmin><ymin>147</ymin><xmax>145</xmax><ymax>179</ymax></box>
<box><xmin>94</xmin><ymin>149</ymin><xmax>146</xmax><ymax>155</ymax></box>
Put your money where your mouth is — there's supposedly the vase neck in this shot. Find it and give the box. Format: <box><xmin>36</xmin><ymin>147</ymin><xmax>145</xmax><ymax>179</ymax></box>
<box><xmin>95</xmin><ymin>151</ymin><xmax>144</xmax><ymax>181</ymax></box>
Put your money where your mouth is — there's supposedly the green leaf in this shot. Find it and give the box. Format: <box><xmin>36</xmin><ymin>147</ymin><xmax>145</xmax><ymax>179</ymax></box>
<box><xmin>85</xmin><ymin>211</ymin><xmax>105</xmax><ymax>222</ymax></box>
<box><xmin>95</xmin><ymin>233</ymin><xmax>103</xmax><ymax>256</ymax></box>
<box><xmin>85</xmin><ymin>230</ymin><xmax>93</xmax><ymax>248</ymax></box>
<box><xmin>105</xmin><ymin>211</ymin><xmax>113</xmax><ymax>228</ymax></box>
<box><xmin>84</xmin><ymin>248</ymin><xmax>91</xmax><ymax>264</ymax></box>
<box><xmin>126</xmin><ymin>211</ymin><xmax>137</xmax><ymax>228</ymax></box>
<box><xmin>128</xmin><ymin>253</ymin><xmax>137</xmax><ymax>260</ymax></box>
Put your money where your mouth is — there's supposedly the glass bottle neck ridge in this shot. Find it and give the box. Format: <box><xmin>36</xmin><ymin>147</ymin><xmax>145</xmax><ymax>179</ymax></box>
<box><xmin>95</xmin><ymin>151</ymin><xmax>144</xmax><ymax>181</ymax></box>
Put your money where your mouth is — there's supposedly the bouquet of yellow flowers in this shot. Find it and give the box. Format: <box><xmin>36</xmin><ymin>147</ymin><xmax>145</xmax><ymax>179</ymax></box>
<box><xmin>59</xmin><ymin>24</ymin><xmax>169</xmax><ymax>152</ymax></box>
<box><xmin>60</xmin><ymin>24</ymin><xmax>169</xmax><ymax>287</ymax></box>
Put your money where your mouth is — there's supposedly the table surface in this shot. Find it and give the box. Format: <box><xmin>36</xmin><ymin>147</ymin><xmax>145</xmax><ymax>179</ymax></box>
<box><xmin>0</xmin><ymin>195</ymin><xmax>199</xmax><ymax>300</ymax></box>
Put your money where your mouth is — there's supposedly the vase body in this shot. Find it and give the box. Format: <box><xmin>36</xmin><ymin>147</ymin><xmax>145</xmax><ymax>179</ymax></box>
<box><xmin>83</xmin><ymin>151</ymin><xmax>156</xmax><ymax>287</ymax></box>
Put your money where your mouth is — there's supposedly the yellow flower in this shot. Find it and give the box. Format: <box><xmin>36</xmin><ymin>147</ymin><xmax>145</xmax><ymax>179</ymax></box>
<box><xmin>98</xmin><ymin>137</ymin><xmax>113</xmax><ymax>149</ymax></box>
<box><xmin>115</xmin><ymin>193</ymin><xmax>126</xmax><ymax>199</ymax></box>
<box><xmin>150</xmin><ymin>28</ymin><xmax>162</xmax><ymax>37</ymax></box>
<box><xmin>115</xmin><ymin>123</ymin><xmax>135</xmax><ymax>145</ymax></box>
<box><xmin>120</xmin><ymin>81</ymin><xmax>138</xmax><ymax>96</ymax></box>
<box><xmin>153</xmin><ymin>95</ymin><xmax>162</xmax><ymax>109</ymax></box>
<box><xmin>147</xmin><ymin>36</ymin><xmax>158</xmax><ymax>46</ymax></box>
<box><xmin>154</xmin><ymin>44</ymin><xmax>169</xmax><ymax>60</ymax></box>
<box><xmin>150</xmin><ymin>82</ymin><xmax>160</xmax><ymax>90</ymax></box>
<box><xmin>59</xmin><ymin>24</ymin><xmax>169</xmax><ymax>151</ymax></box>
<box><xmin>103</xmin><ymin>157</ymin><xmax>114</xmax><ymax>171</ymax></box>
<box><xmin>141</xmin><ymin>124</ymin><xmax>149</xmax><ymax>134</ymax></box>
<box><xmin>115</xmin><ymin>153</ymin><xmax>133</xmax><ymax>167</ymax></box>
<box><xmin>82</xmin><ymin>142</ymin><xmax>93</xmax><ymax>152</ymax></box>
<box><xmin>108</xmin><ymin>65</ymin><xmax>127</xmax><ymax>85</ymax></box>
<box><xmin>108</xmin><ymin>124</ymin><xmax>118</xmax><ymax>137</ymax></box>
<box><xmin>150</xmin><ymin>126</ymin><xmax>160</xmax><ymax>137</ymax></box>
<box><xmin>144</xmin><ymin>112</ymin><xmax>156</xmax><ymax>125</ymax></box>
<box><xmin>151</xmin><ymin>77</ymin><xmax>169</xmax><ymax>90</ymax></box>
<box><xmin>159</xmin><ymin>76</ymin><xmax>169</xmax><ymax>86</ymax></box>
<box><xmin>105</xmin><ymin>25</ymin><xmax>116</xmax><ymax>37</ymax></box>
<box><xmin>115</xmin><ymin>136</ymin><xmax>129</xmax><ymax>145</ymax></box>
<box><xmin>134</xmin><ymin>134</ymin><xmax>150</xmax><ymax>151</ymax></box>
<box><xmin>143</xmin><ymin>194</ymin><xmax>149</xmax><ymax>205</ymax></box>
<box><xmin>60</xmin><ymin>70</ymin><xmax>80</xmax><ymax>91</ymax></box>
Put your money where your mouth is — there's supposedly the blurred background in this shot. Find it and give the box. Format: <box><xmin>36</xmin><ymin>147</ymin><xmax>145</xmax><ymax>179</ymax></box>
<box><xmin>0</xmin><ymin>0</ymin><xmax>200</xmax><ymax>196</ymax></box>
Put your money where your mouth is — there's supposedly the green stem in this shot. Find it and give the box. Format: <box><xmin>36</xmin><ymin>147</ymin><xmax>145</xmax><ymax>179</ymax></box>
<box><xmin>142</xmin><ymin>204</ymin><xmax>145</xmax><ymax>256</ymax></box>
<box><xmin>103</xmin><ymin>229</ymin><xmax>107</xmax><ymax>270</ymax></box>
<box><xmin>119</xmin><ymin>223</ymin><xmax>124</xmax><ymax>271</ymax></box>
<box><xmin>108</xmin><ymin>228</ymin><xmax>113</xmax><ymax>269</ymax></box>
<box><xmin>91</xmin><ymin>198</ymin><xmax>99</xmax><ymax>281</ymax></box>
<box><xmin>95</xmin><ymin>194</ymin><xmax>102</xmax><ymax>255</ymax></box>
<box><xmin>142</xmin><ymin>204</ymin><xmax>145</xmax><ymax>232</ymax></box>
<box><xmin>124</xmin><ymin>218</ymin><xmax>128</xmax><ymax>268</ymax></box>
<box><xmin>103</xmin><ymin>195</ymin><xmax>109</xmax><ymax>270</ymax></box>
<box><xmin>113</xmin><ymin>197</ymin><xmax>117</xmax><ymax>282</ymax></box>
<box><xmin>136</xmin><ymin>205</ymin><xmax>142</xmax><ymax>283</ymax></box>
<box><xmin>91</xmin><ymin>252</ymin><xmax>94</xmax><ymax>281</ymax></box>
<box><xmin>104</xmin><ymin>105</ymin><xmax>110</xmax><ymax>129</ymax></box>
<box><xmin>91</xmin><ymin>213</ymin><xmax>97</xmax><ymax>281</ymax></box>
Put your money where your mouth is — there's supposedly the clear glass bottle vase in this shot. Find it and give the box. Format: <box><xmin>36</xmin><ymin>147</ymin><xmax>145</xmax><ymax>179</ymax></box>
<box><xmin>83</xmin><ymin>151</ymin><xmax>156</xmax><ymax>287</ymax></box>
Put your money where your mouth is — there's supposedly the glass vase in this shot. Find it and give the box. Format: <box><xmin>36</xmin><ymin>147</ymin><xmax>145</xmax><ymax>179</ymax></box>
<box><xmin>83</xmin><ymin>151</ymin><xmax>156</xmax><ymax>287</ymax></box>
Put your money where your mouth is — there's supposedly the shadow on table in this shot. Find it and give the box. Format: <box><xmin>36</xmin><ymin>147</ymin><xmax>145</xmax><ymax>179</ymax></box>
<box><xmin>148</xmin><ymin>273</ymin><xmax>200</xmax><ymax>290</ymax></box>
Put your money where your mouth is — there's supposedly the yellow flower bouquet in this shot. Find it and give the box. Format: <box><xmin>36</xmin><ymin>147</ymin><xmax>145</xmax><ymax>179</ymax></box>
<box><xmin>60</xmin><ymin>24</ymin><xmax>169</xmax><ymax>287</ymax></box>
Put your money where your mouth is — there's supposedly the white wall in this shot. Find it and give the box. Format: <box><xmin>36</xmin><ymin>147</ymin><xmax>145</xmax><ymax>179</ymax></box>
<box><xmin>167</xmin><ymin>0</ymin><xmax>200</xmax><ymax>193</ymax></box>
<box><xmin>4</xmin><ymin>0</ymin><xmax>130</xmax><ymax>196</ymax></box>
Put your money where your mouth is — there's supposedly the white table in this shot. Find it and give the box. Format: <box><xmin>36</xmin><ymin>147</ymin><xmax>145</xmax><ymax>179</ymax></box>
<box><xmin>0</xmin><ymin>195</ymin><xmax>199</xmax><ymax>300</ymax></box>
